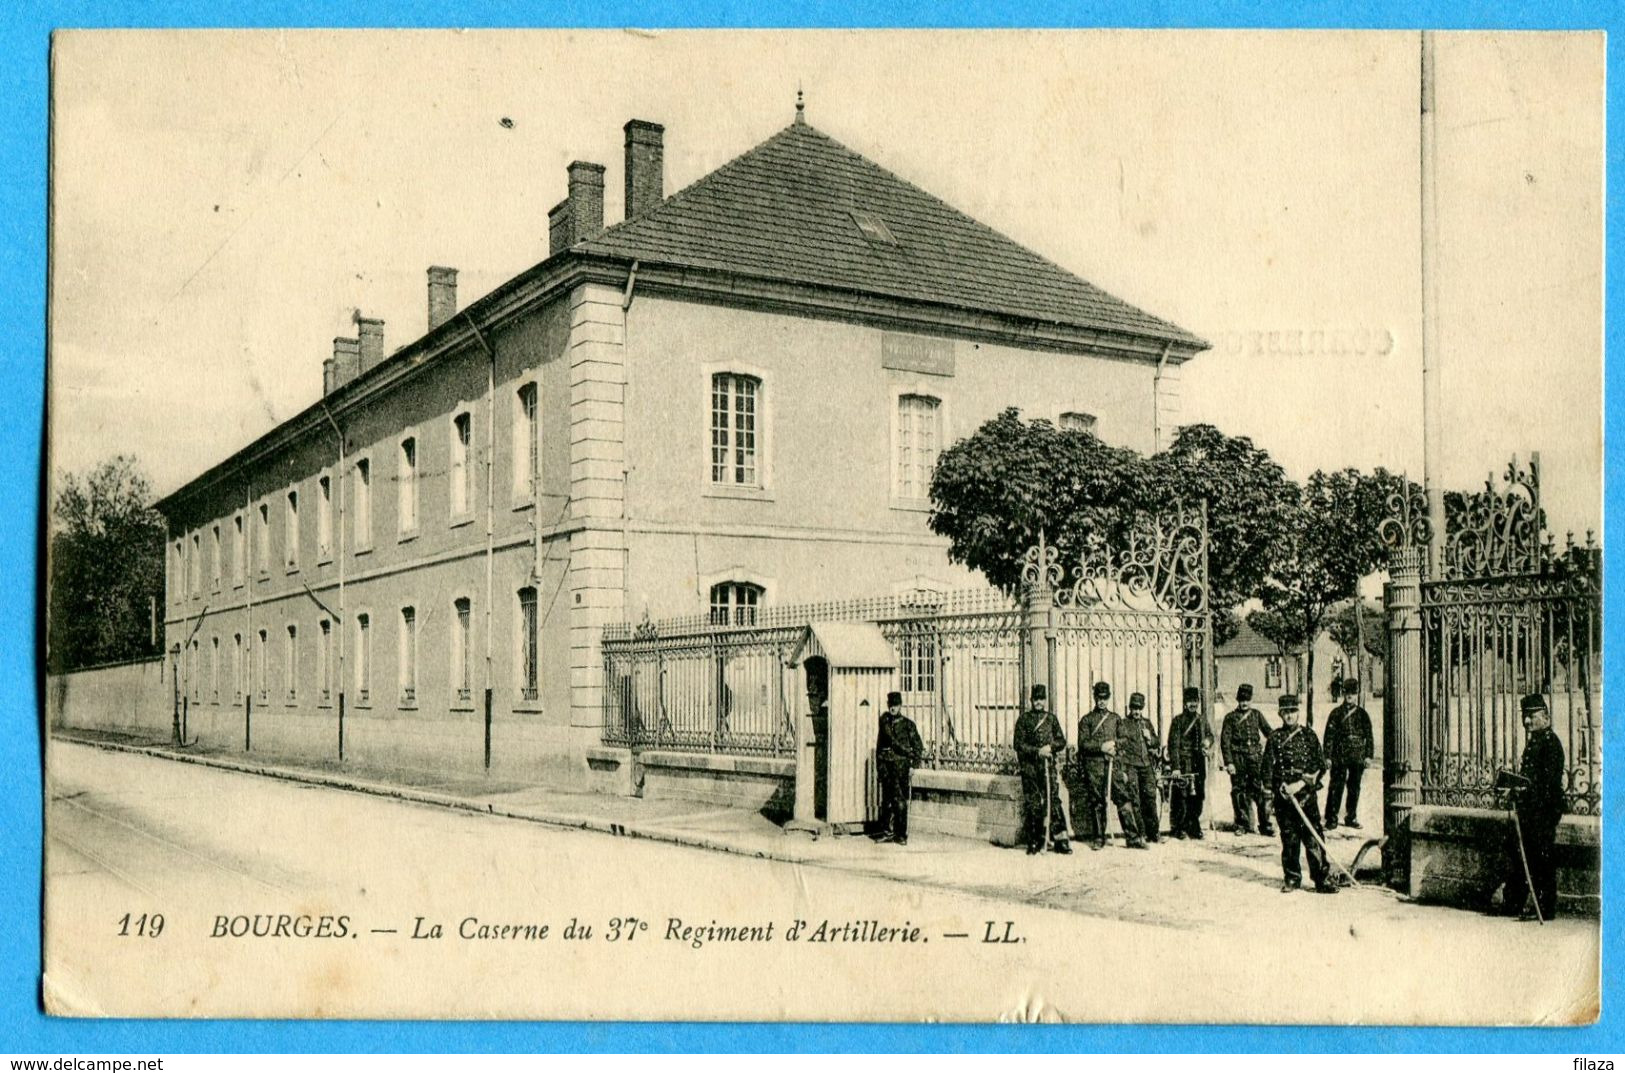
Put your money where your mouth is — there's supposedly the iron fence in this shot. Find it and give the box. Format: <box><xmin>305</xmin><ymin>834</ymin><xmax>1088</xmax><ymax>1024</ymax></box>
<box><xmin>601</xmin><ymin>590</ymin><xmax>1027</xmax><ymax>768</ymax></box>
<box><xmin>1419</xmin><ymin>569</ymin><xmax>1601</xmax><ymax>815</ymax></box>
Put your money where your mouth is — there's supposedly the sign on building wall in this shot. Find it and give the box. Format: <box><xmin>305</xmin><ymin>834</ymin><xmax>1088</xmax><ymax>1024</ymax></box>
<box><xmin>881</xmin><ymin>332</ymin><xmax>955</xmax><ymax>377</ymax></box>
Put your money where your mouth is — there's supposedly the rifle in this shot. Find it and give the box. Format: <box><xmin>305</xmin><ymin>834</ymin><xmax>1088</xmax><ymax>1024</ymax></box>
<box><xmin>1281</xmin><ymin>784</ymin><xmax>1360</xmax><ymax>887</ymax></box>
<box><xmin>1494</xmin><ymin>768</ymin><xmax>1543</xmax><ymax>925</ymax></box>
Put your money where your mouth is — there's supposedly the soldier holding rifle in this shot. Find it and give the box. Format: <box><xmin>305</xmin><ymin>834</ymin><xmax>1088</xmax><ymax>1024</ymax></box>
<box><xmin>1221</xmin><ymin>683</ymin><xmax>1275</xmax><ymax>836</ymax></box>
<box><xmin>1263</xmin><ymin>693</ymin><xmax>1338</xmax><ymax>894</ymax></box>
<box><xmin>1166</xmin><ymin>685</ymin><xmax>1215</xmax><ymax>840</ymax></box>
<box><xmin>1012</xmin><ymin>684</ymin><xmax>1071</xmax><ymax>856</ymax></box>
<box><xmin>1071</xmin><ymin>682</ymin><xmax>1147</xmax><ymax>850</ymax></box>
<box><xmin>1496</xmin><ymin>694</ymin><xmax>1566</xmax><ymax>921</ymax></box>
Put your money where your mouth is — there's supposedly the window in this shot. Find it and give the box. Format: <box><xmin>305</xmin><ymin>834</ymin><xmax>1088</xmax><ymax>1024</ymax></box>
<box><xmin>232</xmin><ymin>514</ymin><xmax>245</xmax><ymax>586</ymax></box>
<box><xmin>710</xmin><ymin>373</ymin><xmax>759</xmax><ymax>486</ymax></box>
<box><xmin>355</xmin><ymin>614</ymin><xmax>371</xmax><ymax>703</ymax></box>
<box><xmin>1265</xmin><ymin>656</ymin><xmax>1283</xmax><ymax>690</ymax></box>
<box><xmin>210</xmin><ymin>636</ymin><xmax>220</xmax><ymax>702</ymax></box>
<box><xmin>353</xmin><ymin>458</ymin><xmax>372</xmax><ymax>549</ymax></box>
<box><xmin>172</xmin><ymin>540</ymin><xmax>183</xmax><ymax>600</ymax></box>
<box><xmin>190</xmin><ymin>639</ymin><xmax>200</xmax><ymax>701</ymax></box>
<box><xmin>453</xmin><ymin>597</ymin><xmax>472</xmax><ymax>703</ymax></box>
<box><xmin>517</xmin><ymin>587</ymin><xmax>538</xmax><ymax>701</ymax></box>
<box><xmin>317</xmin><ymin>474</ymin><xmax>333</xmax><ymax>558</ymax></box>
<box><xmin>451</xmin><ymin>413</ymin><xmax>472</xmax><ymax>517</ymax></box>
<box><xmin>398</xmin><ymin>436</ymin><xmax>418</xmax><ymax>533</ymax></box>
<box><xmin>1059</xmin><ymin>410</ymin><xmax>1097</xmax><ymax>434</ymax></box>
<box><xmin>256</xmin><ymin>629</ymin><xmax>268</xmax><ymax>701</ymax></box>
<box><xmin>898</xmin><ymin>628</ymin><xmax>938</xmax><ymax>694</ymax></box>
<box><xmin>211</xmin><ymin>525</ymin><xmax>222</xmax><ymax>590</ymax></box>
<box><xmin>709</xmin><ymin>581</ymin><xmax>762</xmax><ymax>627</ymax></box>
<box><xmin>257</xmin><ymin>503</ymin><xmax>271</xmax><ymax>574</ymax></box>
<box><xmin>514</xmin><ymin>383</ymin><xmax>538</xmax><ymax>500</ymax></box>
<box><xmin>285</xmin><ymin>489</ymin><xmax>300</xmax><ymax>568</ymax></box>
<box><xmin>190</xmin><ymin>533</ymin><xmax>201</xmax><ymax>596</ymax></box>
<box><xmin>399</xmin><ymin>607</ymin><xmax>417</xmax><ymax>705</ymax></box>
<box><xmin>849</xmin><ymin>209</ymin><xmax>898</xmax><ymax>246</ymax></box>
<box><xmin>317</xmin><ymin>619</ymin><xmax>332</xmax><ymax>702</ymax></box>
<box><xmin>231</xmin><ymin>633</ymin><xmax>242</xmax><ymax>701</ymax></box>
<box><xmin>895</xmin><ymin>394</ymin><xmax>941</xmax><ymax>501</ymax></box>
<box><xmin>285</xmin><ymin>625</ymin><xmax>298</xmax><ymax>701</ymax></box>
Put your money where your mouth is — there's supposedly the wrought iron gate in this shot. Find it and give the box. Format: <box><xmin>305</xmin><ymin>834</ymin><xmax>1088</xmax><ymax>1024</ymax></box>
<box><xmin>1385</xmin><ymin>457</ymin><xmax>1601</xmax><ymax>817</ymax></box>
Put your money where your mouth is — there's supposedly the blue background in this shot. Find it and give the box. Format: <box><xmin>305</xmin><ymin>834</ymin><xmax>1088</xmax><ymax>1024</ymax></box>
<box><xmin>4</xmin><ymin>0</ymin><xmax>1618</xmax><ymax>1053</ymax></box>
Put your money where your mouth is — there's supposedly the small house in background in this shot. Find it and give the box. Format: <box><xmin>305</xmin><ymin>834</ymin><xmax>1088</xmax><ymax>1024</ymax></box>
<box><xmin>1213</xmin><ymin>610</ymin><xmax>1384</xmax><ymax>714</ymax></box>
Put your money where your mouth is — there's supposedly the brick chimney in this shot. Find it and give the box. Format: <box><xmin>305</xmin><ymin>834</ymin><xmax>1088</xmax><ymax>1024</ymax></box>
<box><xmin>427</xmin><ymin>266</ymin><xmax>458</xmax><ymax>331</ymax></box>
<box><xmin>355</xmin><ymin>314</ymin><xmax>385</xmax><ymax>375</ymax></box>
<box><xmin>549</xmin><ymin>160</ymin><xmax>606</xmax><ymax>255</ymax></box>
<box><xmin>333</xmin><ymin>336</ymin><xmax>360</xmax><ymax>388</ymax></box>
<box><xmin>624</xmin><ymin>120</ymin><xmax>664</xmax><ymax>220</ymax></box>
<box><xmin>323</xmin><ymin>356</ymin><xmax>337</xmax><ymax>395</ymax></box>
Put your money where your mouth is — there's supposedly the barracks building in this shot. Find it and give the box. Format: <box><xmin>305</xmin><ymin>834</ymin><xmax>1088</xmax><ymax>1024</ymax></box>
<box><xmin>155</xmin><ymin>106</ymin><xmax>1207</xmax><ymax>787</ymax></box>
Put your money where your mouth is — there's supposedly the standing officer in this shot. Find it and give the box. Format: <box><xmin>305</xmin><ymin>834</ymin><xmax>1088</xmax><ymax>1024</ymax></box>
<box><xmin>1221</xmin><ymin>683</ymin><xmax>1275</xmax><ymax>836</ymax></box>
<box><xmin>1012</xmin><ymin>684</ymin><xmax>1071</xmax><ymax>855</ymax></box>
<box><xmin>1119</xmin><ymin>692</ymin><xmax>1162</xmax><ymax>843</ymax></box>
<box><xmin>1499</xmin><ymin>694</ymin><xmax>1566</xmax><ymax>920</ymax></box>
<box><xmin>875</xmin><ymin>691</ymin><xmax>924</xmax><ymax>845</ymax></box>
<box><xmin>1166</xmin><ymin>685</ymin><xmax>1215</xmax><ymax>839</ymax></box>
<box><xmin>1322</xmin><ymin>676</ymin><xmax>1375</xmax><ymax>831</ymax></box>
<box><xmin>1263</xmin><ymin>694</ymin><xmax>1337</xmax><ymax>894</ymax></box>
<box><xmin>1072</xmin><ymin>682</ymin><xmax>1146</xmax><ymax>850</ymax></box>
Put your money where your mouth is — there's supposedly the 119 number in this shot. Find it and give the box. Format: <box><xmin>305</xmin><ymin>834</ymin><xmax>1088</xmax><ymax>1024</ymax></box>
<box><xmin>117</xmin><ymin>912</ymin><xmax>164</xmax><ymax>938</ymax></box>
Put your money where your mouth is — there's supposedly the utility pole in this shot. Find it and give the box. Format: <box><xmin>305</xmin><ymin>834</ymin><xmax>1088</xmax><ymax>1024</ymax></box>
<box><xmin>1420</xmin><ymin>31</ymin><xmax>1446</xmax><ymax>576</ymax></box>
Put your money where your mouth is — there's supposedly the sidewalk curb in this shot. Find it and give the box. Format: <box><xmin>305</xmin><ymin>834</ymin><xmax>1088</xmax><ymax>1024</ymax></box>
<box><xmin>50</xmin><ymin>733</ymin><xmax>847</xmax><ymax>873</ymax></box>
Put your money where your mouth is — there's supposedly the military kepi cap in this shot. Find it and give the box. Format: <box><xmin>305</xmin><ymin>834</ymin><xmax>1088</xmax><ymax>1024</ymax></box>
<box><xmin>1092</xmin><ymin>681</ymin><xmax>1111</xmax><ymax>699</ymax></box>
<box><xmin>1236</xmin><ymin>683</ymin><xmax>1254</xmax><ymax>702</ymax></box>
<box><xmin>1520</xmin><ymin>693</ymin><xmax>1548</xmax><ymax>715</ymax></box>
<box><xmin>1030</xmin><ymin>684</ymin><xmax>1047</xmax><ymax>702</ymax></box>
<box><xmin>1183</xmin><ymin>686</ymin><xmax>1202</xmax><ymax>702</ymax></box>
<box><xmin>1129</xmin><ymin>692</ymin><xmax>1146</xmax><ymax>710</ymax></box>
<box><xmin>1277</xmin><ymin>693</ymin><xmax>1300</xmax><ymax>712</ymax></box>
<box><xmin>886</xmin><ymin>690</ymin><xmax>903</xmax><ymax>706</ymax></box>
<box><xmin>1343</xmin><ymin>677</ymin><xmax>1360</xmax><ymax>694</ymax></box>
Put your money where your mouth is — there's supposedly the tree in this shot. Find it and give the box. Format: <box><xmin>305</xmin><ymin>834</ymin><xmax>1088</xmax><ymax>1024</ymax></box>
<box><xmin>1260</xmin><ymin>468</ymin><xmax>1394</xmax><ymax>724</ymax></box>
<box><xmin>1246</xmin><ymin>605</ymin><xmax>1311</xmax><ymax>681</ymax></box>
<box><xmin>928</xmin><ymin>408</ymin><xmax>1141</xmax><ymax>594</ymax></box>
<box><xmin>1130</xmin><ymin>424</ymin><xmax>1298</xmax><ymax>645</ymax></box>
<box><xmin>929</xmin><ymin>415</ymin><xmax>1298</xmax><ymax>649</ymax></box>
<box><xmin>47</xmin><ymin>456</ymin><xmax>166</xmax><ymax>673</ymax></box>
<box><xmin>1327</xmin><ymin>598</ymin><xmax>1386</xmax><ymax>687</ymax></box>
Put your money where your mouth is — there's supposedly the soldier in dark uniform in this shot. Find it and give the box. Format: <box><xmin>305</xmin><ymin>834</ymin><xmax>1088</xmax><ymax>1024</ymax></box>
<box><xmin>1322</xmin><ymin>676</ymin><xmax>1375</xmax><ymax>831</ymax></box>
<box><xmin>1499</xmin><ymin>693</ymin><xmax>1566</xmax><ymax>920</ymax></box>
<box><xmin>1263</xmin><ymin>693</ymin><xmax>1337</xmax><ymax>894</ymax></box>
<box><xmin>1072</xmin><ymin>682</ymin><xmax>1146</xmax><ymax>850</ymax></box>
<box><xmin>1221</xmin><ymin>683</ymin><xmax>1275</xmax><ymax>836</ymax></box>
<box><xmin>875</xmin><ymin>690</ymin><xmax>924</xmax><ymax>845</ymax></box>
<box><xmin>1166</xmin><ymin>685</ymin><xmax>1215</xmax><ymax>839</ymax></box>
<box><xmin>1119</xmin><ymin>692</ymin><xmax>1162</xmax><ymax>843</ymax></box>
<box><xmin>1012</xmin><ymin>684</ymin><xmax>1071</xmax><ymax>855</ymax></box>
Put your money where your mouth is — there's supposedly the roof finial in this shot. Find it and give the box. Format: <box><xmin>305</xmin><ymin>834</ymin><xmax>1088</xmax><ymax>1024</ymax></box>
<box><xmin>794</xmin><ymin>86</ymin><xmax>805</xmax><ymax>125</ymax></box>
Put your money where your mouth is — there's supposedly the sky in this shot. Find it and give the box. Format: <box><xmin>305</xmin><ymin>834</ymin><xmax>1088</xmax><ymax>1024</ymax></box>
<box><xmin>48</xmin><ymin>29</ymin><xmax>1605</xmax><ymax>537</ymax></box>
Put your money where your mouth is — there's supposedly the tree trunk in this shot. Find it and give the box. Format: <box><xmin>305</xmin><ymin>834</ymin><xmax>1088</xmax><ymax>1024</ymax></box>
<box><xmin>1304</xmin><ymin>617</ymin><xmax>1317</xmax><ymax>728</ymax></box>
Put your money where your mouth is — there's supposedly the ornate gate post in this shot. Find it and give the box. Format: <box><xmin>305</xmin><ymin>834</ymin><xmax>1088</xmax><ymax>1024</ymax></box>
<box><xmin>1379</xmin><ymin>482</ymin><xmax>1431</xmax><ymax>887</ymax></box>
<box><xmin>1383</xmin><ymin>547</ymin><xmax>1424</xmax><ymax>882</ymax></box>
<box><xmin>1021</xmin><ymin>530</ymin><xmax>1060</xmax><ymax>706</ymax></box>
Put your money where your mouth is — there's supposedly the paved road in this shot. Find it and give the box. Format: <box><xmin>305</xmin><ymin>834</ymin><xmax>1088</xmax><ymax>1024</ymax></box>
<box><xmin>44</xmin><ymin>740</ymin><xmax>1597</xmax><ymax>1024</ymax></box>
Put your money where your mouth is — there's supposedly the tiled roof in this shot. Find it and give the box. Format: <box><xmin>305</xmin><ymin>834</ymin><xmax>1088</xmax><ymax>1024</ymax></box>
<box><xmin>580</xmin><ymin>121</ymin><xmax>1206</xmax><ymax>350</ymax></box>
<box><xmin>1217</xmin><ymin>618</ymin><xmax>1289</xmax><ymax>659</ymax></box>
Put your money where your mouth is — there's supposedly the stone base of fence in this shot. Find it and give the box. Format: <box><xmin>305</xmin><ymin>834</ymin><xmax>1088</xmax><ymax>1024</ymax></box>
<box><xmin>910</xmin><ymin>769</ymin><xmax>1024</xmax><ymax>845</ymax></box>
<box><xmin>584</xmin><ymin>745</ymin><xmax>639</xmax><ymax>796</ymax></box>
<box><xmin>639</xmin><ymin>751</ymin><xmax>796</xmax><ymax>817</ymax></box>
<box><xmin>1407</xmin><ymin>805</ymin><xmax>1600</xmax><ymax>915</ymax></box>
